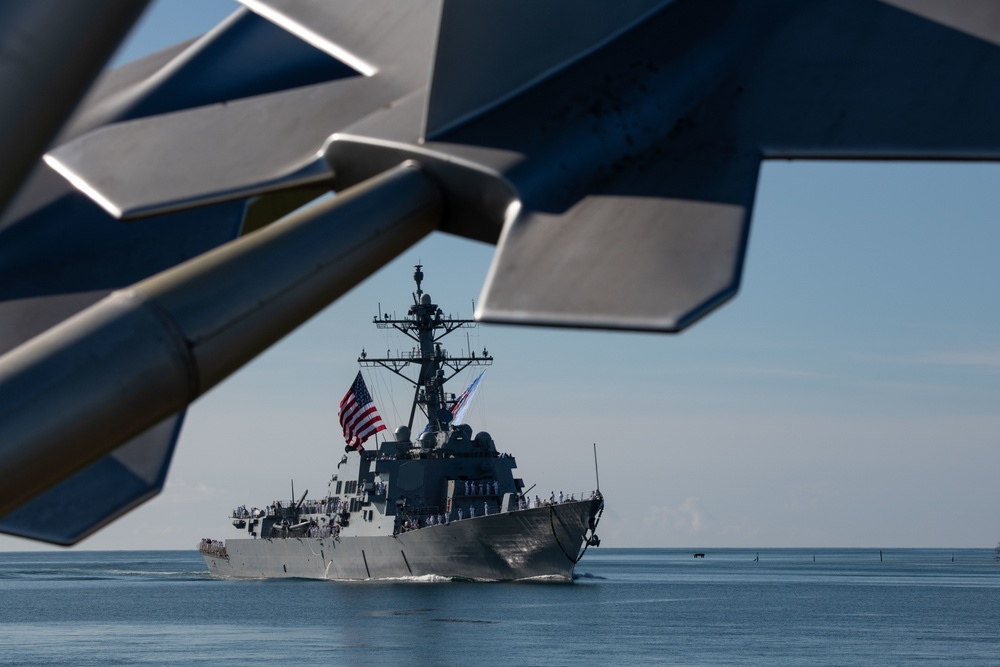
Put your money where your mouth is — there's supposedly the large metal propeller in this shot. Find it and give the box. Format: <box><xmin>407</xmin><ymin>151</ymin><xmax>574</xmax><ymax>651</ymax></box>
<box><xmin>1</xmin><ymin>0</ymin><xmax>999</xmax><ymax>544</ymax></box>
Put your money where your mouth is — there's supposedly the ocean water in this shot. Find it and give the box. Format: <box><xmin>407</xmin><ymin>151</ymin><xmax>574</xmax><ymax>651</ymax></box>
<box><xmin>0</xmin><ymin>548</ymin><xmax>998</xmax><ymax>666</ymax></box>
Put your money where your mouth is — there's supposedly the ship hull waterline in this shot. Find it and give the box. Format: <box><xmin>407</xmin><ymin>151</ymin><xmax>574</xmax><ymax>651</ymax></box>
<box><xmin>203</xmin><ymin>499</ymin><xmax>600</xmax><ymax>581</ymax></box>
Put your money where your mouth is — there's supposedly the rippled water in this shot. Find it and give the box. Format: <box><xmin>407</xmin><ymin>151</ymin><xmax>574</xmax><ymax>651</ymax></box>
<box><xmin>1</xmin><ymin>548</ymin><xmax>997</xmax><ymax>665</ymax></box>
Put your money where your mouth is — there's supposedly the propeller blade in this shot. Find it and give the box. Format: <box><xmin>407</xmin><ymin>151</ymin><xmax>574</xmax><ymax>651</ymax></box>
<box><xmin>0</xmin><ymin>1</ymin><xmax>151</xmax><ymax>217</ymax></box>
<box><xmin>3</xmin><ymin>0</ymin><xmax>1000</xmax><ymax>543</ymax></box>
<box><xmin>0</xmin><ymin>415</ymin><xmax>183</xmax><ymax>545</ymax></box>
<box><xmin>0</xmin><ymin>164</ymin><xmax>439</xmax><ymax>519</ymax></box>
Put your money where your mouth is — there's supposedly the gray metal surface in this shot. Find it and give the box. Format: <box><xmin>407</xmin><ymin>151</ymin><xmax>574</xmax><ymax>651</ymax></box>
<box><xmin>425</xmin><ymin>0</ymin><xmax>673</xmax><ymax>138</ymax></box>
<box><xmin>46</xmin><ymin>0</ymin><xmax>1000</xmax><ymax>332</ymax></box>
<box><xmin>2</xmin><ymin>0</ymin><xmax>999</xmax><ymax>543</ymax></box>
<box><xmin>0</xmin><ymin>164</ymin><xmax>438</xmax><ymax>517</ymax></box>
<box><xmin>205</xmin><ymin>502</ymin><xmax>594</xmax><ymax>581</ymax></box>
<box><xmin>0</xmin><ymin>0</ymin><xmax>150</xmax><ymax>217</ymax></box>
<box><xmin>68</xmin><ymin>7</ymin><xmax>356</xmax><ymax>135</ymax></box>
<box><xmin>0</xmin><ymin>416</ymin><xmax>183</xmax><ymax>544</ymax></box>
<box><xmin>238</xmin><ymin>0</ymin><xmax>442</xmax><ymax>84</ymax></box>
<box><xmin>0</xmin><ymin>8</ymin><xmax>332</xmax><ymax>542</ymax></box>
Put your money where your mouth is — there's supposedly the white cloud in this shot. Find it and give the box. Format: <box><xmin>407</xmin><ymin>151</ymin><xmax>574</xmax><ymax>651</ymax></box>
<box><xmin>159</xmin><ymin>478</ymin><xmax>223</xmax><ymax>506</ymax></box>
<box><xmin>720</xmin><ymin>365</ymin><xmax>837</xmax><ymax>380</ymax></box>
<box><xmin>641</xmin><ymin>497</ymin><xmax>708</xmax><ymax>536</ymax></box>
<box><xmin>905</xmin><ymin>349</ymin><xmax>1000</xmax><ymax>372</ymax></box>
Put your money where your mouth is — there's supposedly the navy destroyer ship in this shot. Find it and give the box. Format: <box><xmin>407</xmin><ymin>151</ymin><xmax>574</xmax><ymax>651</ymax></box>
<box><xmin>200</xmin><ymin>266</ymin><xmax>603</xmax><ymax>580</ymax></box>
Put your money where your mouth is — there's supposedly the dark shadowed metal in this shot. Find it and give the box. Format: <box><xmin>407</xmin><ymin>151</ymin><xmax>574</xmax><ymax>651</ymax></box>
<box><xmin>0</xmin><ymin>164</ymin><xmax>439</xmax><ymax>522</ymax></box>
<box><xmin>1</xmin><ymin>0</ymin><xmax>999</xmax><ymax>542</ymax></box>
<box><xmin>0</xmin><ymin>0</ymin><xmax>151</xmax><ymax>218</ymax></box>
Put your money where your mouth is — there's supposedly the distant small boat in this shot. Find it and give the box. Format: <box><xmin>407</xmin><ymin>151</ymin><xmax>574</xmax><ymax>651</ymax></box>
<box><xmin>693</xmin><ymin>553</ymin><xmax>705</xmax><ymax>558</ymax></box>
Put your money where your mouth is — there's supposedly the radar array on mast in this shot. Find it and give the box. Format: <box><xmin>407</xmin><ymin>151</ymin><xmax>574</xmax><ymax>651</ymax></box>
<box><xmin>359</xmin><ymin>266</ymin><xmax>492</xmax><ymax>432</ymax></box>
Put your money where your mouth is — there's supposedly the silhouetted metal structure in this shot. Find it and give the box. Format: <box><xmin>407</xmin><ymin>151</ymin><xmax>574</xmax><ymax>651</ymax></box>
<box><xmin>1</xmin><ymin>0</ymin><xmax>998</xmax><ymax>544</ymax></box>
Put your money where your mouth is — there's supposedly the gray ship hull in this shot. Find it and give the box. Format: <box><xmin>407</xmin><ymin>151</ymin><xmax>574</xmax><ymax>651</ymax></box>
<box><xmin>202</xmin><ymin>500</ymin><xmax>597</xmax><ymax>581</ymax></box>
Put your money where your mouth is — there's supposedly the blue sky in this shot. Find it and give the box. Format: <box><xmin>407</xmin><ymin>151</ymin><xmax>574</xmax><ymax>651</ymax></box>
<box><xmin>3</xmin><ymin>1</ymin><xmax>998</xmax><ymax>550</ymax></box>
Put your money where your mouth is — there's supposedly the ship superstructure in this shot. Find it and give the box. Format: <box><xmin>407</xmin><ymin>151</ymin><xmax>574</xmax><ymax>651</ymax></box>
<box><xmin>200</xmin><ymin>266</ymin><xmax>603</xmax><ymax>580</ymax></box>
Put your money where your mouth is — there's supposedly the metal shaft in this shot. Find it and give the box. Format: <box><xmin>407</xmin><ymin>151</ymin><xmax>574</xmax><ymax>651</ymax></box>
<box><xmin>0</xmin><ymin>162</ymin><xmax>440</xmax><ymax>516</ymax></box>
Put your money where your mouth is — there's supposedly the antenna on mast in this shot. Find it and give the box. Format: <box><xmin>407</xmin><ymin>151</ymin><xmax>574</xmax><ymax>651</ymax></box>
<box><xmin>593</xmin><ymin>443</ymin><xmax>601</xmax><ymax>493</ymax></box>
<box><xmin>413</xmin><ymin>264</ymin><xmax>424</xmax><ymax>300</ymax></box>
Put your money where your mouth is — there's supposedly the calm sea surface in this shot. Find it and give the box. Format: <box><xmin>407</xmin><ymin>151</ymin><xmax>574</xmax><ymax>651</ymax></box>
<box><xmin>0</xmin><ymin>548</ymin><xmax>997</xmax><ymax>666</ymax></box>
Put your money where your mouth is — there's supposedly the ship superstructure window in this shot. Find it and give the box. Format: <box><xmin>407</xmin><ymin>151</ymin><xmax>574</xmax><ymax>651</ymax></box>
<box><xmin>335</xmin><ymin>481</ymin><xmax>342</xmax><ymax>494</ymax></box>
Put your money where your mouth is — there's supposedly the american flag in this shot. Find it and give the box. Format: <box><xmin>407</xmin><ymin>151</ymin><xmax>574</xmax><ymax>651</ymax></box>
<box><xmin>338</xmin><ymin>372</ymin><xmax>386</xmax><ymax>451</ymax></box>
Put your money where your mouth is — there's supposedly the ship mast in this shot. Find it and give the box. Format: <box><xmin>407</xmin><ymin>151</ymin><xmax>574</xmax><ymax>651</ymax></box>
<box><xmin>359</xmin><ymin>265</ymin><xmax>492</xmax><ymax>435</ymax></box>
